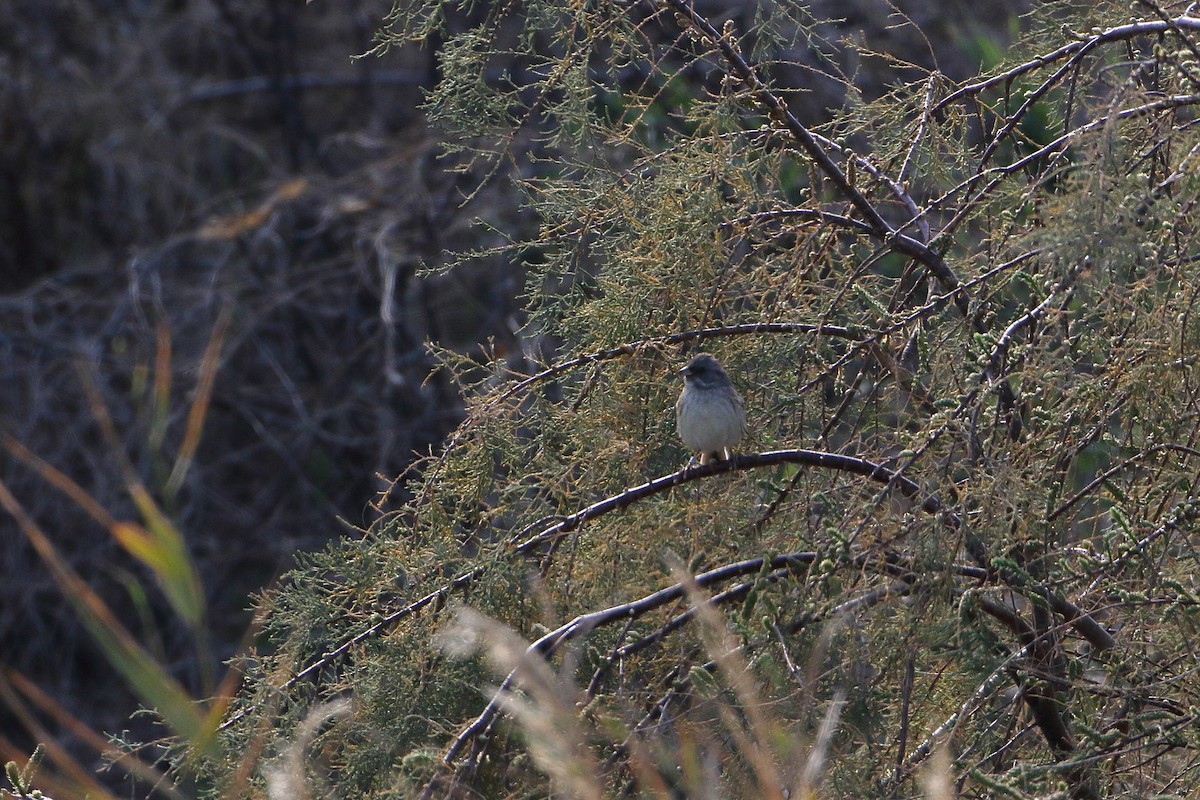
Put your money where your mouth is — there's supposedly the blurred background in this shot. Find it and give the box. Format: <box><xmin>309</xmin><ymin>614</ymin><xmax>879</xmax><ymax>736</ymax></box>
<box><xmin>0</xmin><ymin>0</ymin><xmax>1025</xmax><ymax>793</ymax></box>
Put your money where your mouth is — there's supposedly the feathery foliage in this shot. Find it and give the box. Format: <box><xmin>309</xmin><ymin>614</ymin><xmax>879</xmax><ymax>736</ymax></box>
<box><xmin>201</xmin><ymin>1</ymin><xmax>1200</xmax><ymax>798</ymax></box>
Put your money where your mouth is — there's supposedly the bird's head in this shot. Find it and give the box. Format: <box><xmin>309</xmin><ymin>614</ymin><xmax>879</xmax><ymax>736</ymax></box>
<box><xmin>679</xmin><ymin>353</ymin><xmax>731</xmax><ymax>389</ymax></box>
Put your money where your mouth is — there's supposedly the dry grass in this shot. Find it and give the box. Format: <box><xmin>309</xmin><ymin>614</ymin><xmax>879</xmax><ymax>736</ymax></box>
<box><xmin>0</xmin><ymin>2</ymin><xmax>528</xmax><ymax>793</ymax></box>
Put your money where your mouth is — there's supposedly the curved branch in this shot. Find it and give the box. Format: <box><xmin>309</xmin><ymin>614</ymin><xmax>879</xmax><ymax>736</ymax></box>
<box><xmin>607</xmin><ymin>579</ymin><xmax>911</xmax><ymax>781</ymax></box>
<box><xmin>511</xmin><ymin>449</ymin><xmax>952</xmax><ymax>559</ymax></box>
<box><xmin>440</xmin><ymin>552</ymin><xmax>819</xmax><ymax>767</ymax></box>
<box><xmin>932</xmin><ymin>16</ymin><xmax>1200</xmax><ymax>114</ymax></box>
<box><xmin>231</xmin><ymin>430</ymin><xmax>1117</xmax><ymax>737</ymax></box>
<box><xmin>222</xmin><ymin>449</ymin><xmax>948</xmax><ymax>734</ymax></box>
<box><xmin>588</xmin><ymin>553</ymin><xmax>988</xmax><ymax>698</ymax></box>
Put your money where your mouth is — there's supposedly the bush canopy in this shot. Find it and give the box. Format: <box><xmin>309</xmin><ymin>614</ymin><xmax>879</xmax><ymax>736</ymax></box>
<box><xmin>202</xmin><ymin>1</ymin><xmax>1200</xmax><ymax>798</ymax></box>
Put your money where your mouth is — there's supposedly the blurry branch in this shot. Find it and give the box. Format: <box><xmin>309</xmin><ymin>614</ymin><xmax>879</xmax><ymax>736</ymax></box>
<box><xmin>673</xmin><ymin>563</ymin><xmax>786</xmax><ymax>797</ymax></box>
<box><xmin>798</xmin><ymin>687</ymin><xmax>847</xmax><ymax>798</ymax></box>
<box><xmin>177</xmin><ymin>71</ymin><xmax>432</xmax><ymax>108</ymax></box>
<box><xmin>439</xmin><ymin>611</ymin><xmax>606</xmax><ymax>800</ymax></box>
<box><xmin>197</xmin><ymin>180</ymin><xmax>310</xmax><ymax>241</ymax></box>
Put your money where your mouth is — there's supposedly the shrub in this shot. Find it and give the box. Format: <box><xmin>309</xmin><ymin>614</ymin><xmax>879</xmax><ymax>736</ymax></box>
<box><xmin>200</xmin><ymin>1</ymin><xmax>1200</xmax><ymax>797</ymax></box>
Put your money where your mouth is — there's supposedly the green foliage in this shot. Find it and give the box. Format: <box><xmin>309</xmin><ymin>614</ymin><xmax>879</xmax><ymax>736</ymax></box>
<box><xmin>199</xmin><ymin>1</ymin><xmax>1200</xmax><ymax>798</ymax></box>
<box><xmin>5</xmin><ymin>745</ymin><xmax>45</xmax><ymax>800</ymax></box>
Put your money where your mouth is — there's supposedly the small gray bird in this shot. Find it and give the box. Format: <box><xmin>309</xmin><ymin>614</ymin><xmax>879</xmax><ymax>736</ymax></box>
<box><xmin>675</xmin><ymin>353</ymin><xmax>747</xmax><ymax>465</ymax></box>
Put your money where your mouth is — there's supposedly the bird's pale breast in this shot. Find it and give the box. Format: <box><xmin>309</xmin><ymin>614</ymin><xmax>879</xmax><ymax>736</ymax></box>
<box><xmin>676</xmin><ymin>386</ymin><xmax>745</xmax><ymax>453</ymax></box>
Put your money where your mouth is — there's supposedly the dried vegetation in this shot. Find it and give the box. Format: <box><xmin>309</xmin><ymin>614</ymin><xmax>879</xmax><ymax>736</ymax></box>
<box><xmin>13</xmin><ymin>1</ymin><xmax>1200</xmax><ymax>800</ymax></box>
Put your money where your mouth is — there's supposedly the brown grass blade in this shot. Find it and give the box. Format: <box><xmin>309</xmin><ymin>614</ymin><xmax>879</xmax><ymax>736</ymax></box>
<box><xmin>166</xmin><ymin>307</ymin><xmax>230</xmax><ymax>499</ymax></box>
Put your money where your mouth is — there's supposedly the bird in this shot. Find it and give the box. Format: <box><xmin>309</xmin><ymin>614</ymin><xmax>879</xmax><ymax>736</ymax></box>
<box><xmin>675</xmin><ymin>352</ymin><xmax>747</xmax><ymax>465</ymax></box>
